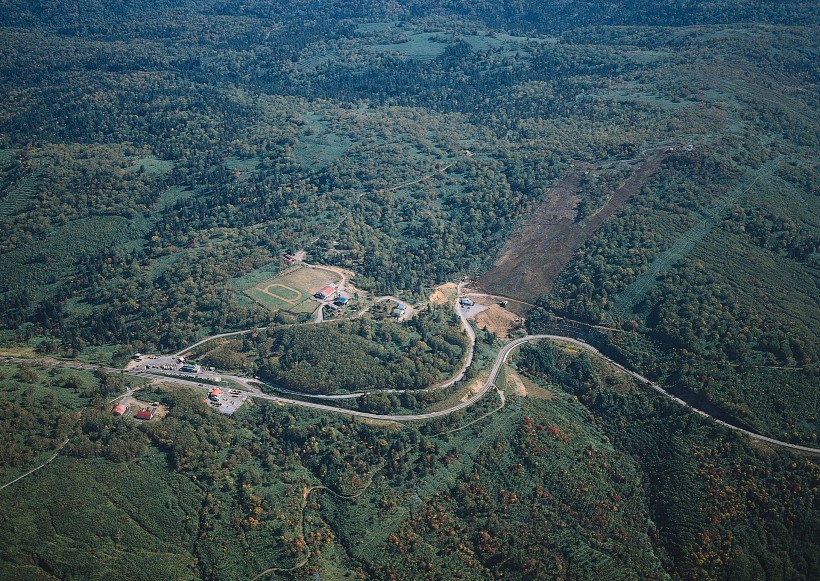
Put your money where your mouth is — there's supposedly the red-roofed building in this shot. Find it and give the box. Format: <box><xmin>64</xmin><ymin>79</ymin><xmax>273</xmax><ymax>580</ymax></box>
<box><xmin>112</xmin><ymin>404</ymin><xmax>127</xmax><ymax>415</ymax></box>
<box><xmin>314</xmin><ymin>285</ymin><xmax>337</xmax><ymax>300</ymax></box>
<box><xmin>135</xmin><ymin>408</ymin><xmax>154</xmax><ymax>420</ymax></box>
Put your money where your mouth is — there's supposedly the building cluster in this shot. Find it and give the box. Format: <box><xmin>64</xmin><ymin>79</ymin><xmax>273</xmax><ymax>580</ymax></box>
<box><xmin>314</xmin><ymin>283</ymin><xmax>355</xmax><ymax>316</ymax></box>
<box><xmin>314</xmin><ymin>284</ymin><xmax>338</xmax><ymax>300</ymax></box>
<box><xmin>111</xmin><ymin>400</ymin><xmax>161</xmax><ymax>420</ymax></box>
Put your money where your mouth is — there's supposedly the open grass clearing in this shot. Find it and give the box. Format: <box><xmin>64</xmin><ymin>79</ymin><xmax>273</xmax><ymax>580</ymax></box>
<box><xmin>156</xmin><ymin>185</ymin><xmax>194</xmax><ymax>211</ymax></box>
<box><xmin>0</xmin><ymin>362</ymin><xmax>92</xmax><ymax>410</ymax></box>
<box><xmin>294</xmin><ymin>112</ymin><xmax>354</xmax><ymax>170</ymax></box>
<box><xmin>224</xmin><ymin>155</ymin><xmax>260</xmax><ymax>181</ymax></box>
<box><xmin>242</xmin><ymin>265</ymin><xmax>339</xmax><ymax>314</ymax></box>
<box><xmin>369</xmin><ymin>32</ymin><xmax>448</xmax><ymax>61</ymax></box>
<box><xmin>127</xmin><ymin>156</ymin><xmax>174</xmax><ymax>176</ymax></box>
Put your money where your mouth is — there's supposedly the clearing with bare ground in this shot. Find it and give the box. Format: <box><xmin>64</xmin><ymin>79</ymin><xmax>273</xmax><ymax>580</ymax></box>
<box><xmin>505</xmin><ymin>369</ymin><xmax>528</xmax><ymax>397</ymax></box>
<box><xmin>472</xmin><ymin>305</ymin><xmax>521</xmax><ymax>339</ymax></box>
<box><xmin>460</xmin><ymin>377</ymin><xmax>486</xmax><ymax>402</ymax></box>
<box><xmin>480</xmin><ymin>151</ymin><xmax>668</xmax><ymax>301</ymax></box>
<box><xmin>115</xmin><ymin>395</ymin><xmax>169</xmax><ymax>420</ymax></box>
<box><xmin>520</xmin><ymin>376</ymin><xmax>554</xmax><ymax>400</ymax></box>
<box><xmin>429</xmin><ymin>282</ymin><xmax>458</xmax><ymax>306</ymax></box>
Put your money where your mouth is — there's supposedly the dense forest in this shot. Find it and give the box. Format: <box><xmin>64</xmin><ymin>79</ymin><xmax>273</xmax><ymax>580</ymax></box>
<box><xmin>259</xmin><ymin>307</ymin><xmax>468</xmax><ymax>393</ymax></box>
<box><xmin>0</xmin><ymin>0</ymin><xmax>817</xmax><ymax>579</ymax></box>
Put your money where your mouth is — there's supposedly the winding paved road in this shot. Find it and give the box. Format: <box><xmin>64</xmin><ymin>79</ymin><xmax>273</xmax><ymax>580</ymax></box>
<box><xmin>5</xmin><ymin>288</ymin><xmax>817</xmax><ymax>454</ymax></box>
<box><xmin>521</xmin><ymin>335</ymin><xmax>820</xmax><ymax>455</ymax></box>
<box><xmin>155</xmin><ymin>331</ymin><xmax>820</xmax><ymax>454</ymax></box>
<box><xmin>245</xmin><ymin>282</ymin><xmax>475</xmax><ymax>400</ymax></box>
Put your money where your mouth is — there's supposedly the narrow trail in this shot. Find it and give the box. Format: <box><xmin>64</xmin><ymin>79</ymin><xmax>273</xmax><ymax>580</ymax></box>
<box><xmin>614</xmin><ymin>156</ymin><xmax>781</xmax><ymax>318</ymax></box>
<box><xmin>0</xmin><ymin>439</ymin><xmax>70</xmax><ymax>491</ymax></box>
<box><xmin>251</xmin><ymin>468</ymin><xmax>382</xmax><ymax>580</ymax></box>
<box><xmin>528</xmin><ymin>335</ymin><xmax>820</xmax><ymax>455</ymax></box>
<box><xmin>376</xmin><ymin>161</ymin><xmax>456</xmax><ymax>193</ymax></box>
<box><xmin>174</xmin><ymin>327</ymin><xmax>267</xmax><ymax>357</ymax></box>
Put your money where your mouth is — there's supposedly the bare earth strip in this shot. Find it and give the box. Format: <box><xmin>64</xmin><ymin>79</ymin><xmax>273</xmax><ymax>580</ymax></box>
<box><xmin>481</xmin><ymin>151</ymin><xmax>668</xmax><ymax>301</ymax></box>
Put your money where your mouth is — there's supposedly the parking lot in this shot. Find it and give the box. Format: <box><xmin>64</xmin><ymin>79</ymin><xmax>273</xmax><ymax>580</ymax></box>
<box><xmin>208</xmin><ymin>389</ymin><xmax>249</xmax><ymax>415</ymax></box>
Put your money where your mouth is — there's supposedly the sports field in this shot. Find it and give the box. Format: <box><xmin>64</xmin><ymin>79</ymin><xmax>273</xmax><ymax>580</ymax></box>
<box><xmin>243</xmin><ymin>266</ymin><xmax>339</xmax><ymax>314</ymax></box>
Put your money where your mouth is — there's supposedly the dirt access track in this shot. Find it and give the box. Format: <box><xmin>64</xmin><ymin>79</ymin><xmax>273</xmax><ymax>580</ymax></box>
<box><xmin>480</xmin><ymin>150</ymin><xmax>669</xmax><ymax>302</ymax></box>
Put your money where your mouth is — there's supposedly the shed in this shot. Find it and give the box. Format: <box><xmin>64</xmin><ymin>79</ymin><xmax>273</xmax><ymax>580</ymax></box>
<box><xmin>112</xmin><ymin>404</ymin><xmax>127</xmax><ymax>416</ymax></box>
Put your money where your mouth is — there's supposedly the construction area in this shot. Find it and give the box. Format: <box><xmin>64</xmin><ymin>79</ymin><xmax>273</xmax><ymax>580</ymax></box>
<box><xmin>461</xmin><ymin>294</ymin><xmax>527</xmax><ymax>340</ymax></box>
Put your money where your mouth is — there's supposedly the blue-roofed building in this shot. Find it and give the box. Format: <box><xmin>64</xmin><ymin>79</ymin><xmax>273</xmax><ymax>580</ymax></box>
<box><xmin>392</xmin><ymin>303</ymin><xmax>407</xmax><ymax>318</ymax></box>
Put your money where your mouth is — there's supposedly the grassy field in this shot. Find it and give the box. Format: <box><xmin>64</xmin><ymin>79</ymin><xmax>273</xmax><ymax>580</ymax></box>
<box><xmin>0</xmin><ymin>362</ymin><xmax>89</xmax><ymax>415</ymax></box>
<box><xmin>369</xmin><ymin>31</ymin><xmax>449</xmax><ymax>61</ymax></box>
<box><xmin>242</xmin><ymin>265</ymin><xmax>339</xmax><ymax>314</ymax></box>
<box><xmin>155</xmin><ymin>185</ymin><xmax>193</xmax><ymax>211</ymax></box>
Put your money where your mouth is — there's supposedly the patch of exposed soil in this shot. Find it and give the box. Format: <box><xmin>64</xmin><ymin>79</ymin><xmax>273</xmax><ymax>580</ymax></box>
<box><xmin>397</xmin><ymin>303</ymin><xmax>417</xmax><ymax>322</ymax></box>
<box><xmin>480</xmin><ymin>151</ymin><xmax>668</xmax><ymax>301</ymax></box>
<box><xmin>460</xmin><ymin>377</ymin><xmax>485</xmax><ymax>402</ymax></box>
<box><xmin>117</xmin><ymin>395</ymin><xmax>169</xmax><ymax>420</ymax></box>
<box><xmin>523</xmin><ymin>378</ymin><xmax>555</xmax><ymax>400</ymax></box>
<box><xmin>429</xmin><ymin>282</ymin><xmax>458</xmax><ymax>306</ymax></box>
<box><xmin>472</xmin><ymin>305</ymin><xmax>521</xmax><ymax>339</ymax></box>
<box><xmin>505</xmin><ymin>370</ymin><xmax>528</xmax><ymax>397</ymax></box>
